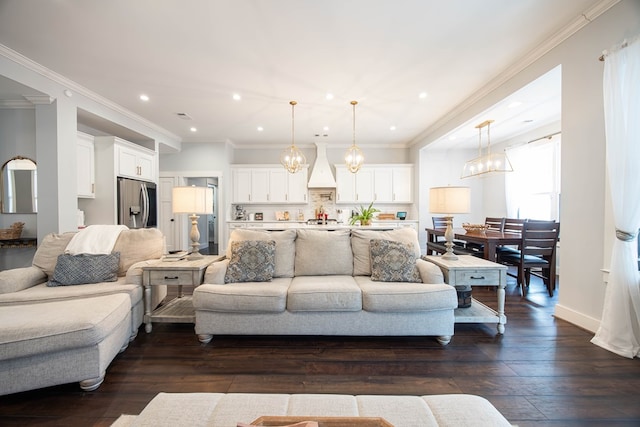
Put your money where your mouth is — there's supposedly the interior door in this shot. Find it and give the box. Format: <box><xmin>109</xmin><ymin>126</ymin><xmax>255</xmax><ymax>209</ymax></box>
<box><xmin>158</xmin><ymin>176</ymin><xmax>178</xmax><ymax>252</ymax></box>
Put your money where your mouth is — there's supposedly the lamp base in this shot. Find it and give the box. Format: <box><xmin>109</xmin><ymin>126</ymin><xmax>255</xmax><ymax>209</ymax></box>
<box><xmin>187</xmin><ymin>213</ymin><xmax>203</xmax><ymax>260</ymax></box>
<box><xmin>441</xmin><ymin>216</ymin><xmax>459</xmax><ymax>261</ymax></box>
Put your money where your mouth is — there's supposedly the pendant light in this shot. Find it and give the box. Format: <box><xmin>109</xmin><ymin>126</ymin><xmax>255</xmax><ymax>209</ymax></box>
<box><xmin>280</xmin><ymin>100</ymin><xmax>306</xmax><ymax>174</ymax></box>
<box><xmin>461</xmin><ymin>120</ymin><xmax>513</xmax><ymax>178</ymax></box>
<box><xmin>345</xmin><ymin>100</ymin><xmax>364</xmax><ymax>173</ymax></box>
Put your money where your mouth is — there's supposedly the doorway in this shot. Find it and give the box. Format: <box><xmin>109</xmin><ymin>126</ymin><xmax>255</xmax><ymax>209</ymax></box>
<box><xmin>186</xmin><ymin>177</ymin><xmax>218</xmax><ymax>255</ymax></box>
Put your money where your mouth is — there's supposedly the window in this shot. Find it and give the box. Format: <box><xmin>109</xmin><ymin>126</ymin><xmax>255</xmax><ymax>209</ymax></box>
<box><xmin>505</xmin><ymin>134</ymin><xmax>561</xmax><ymax>220</ymax></box>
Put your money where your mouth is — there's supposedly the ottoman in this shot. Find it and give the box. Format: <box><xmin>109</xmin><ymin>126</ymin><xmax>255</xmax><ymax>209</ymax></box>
<box><xmin>112</xmin><ymin>392</ymin><xmax>512</xmax><ymax>426</ymax></box>
<box><xmin>0</xmin><ymin>294</ymin><xmax>132</xmax><ymax>395</ymax></box>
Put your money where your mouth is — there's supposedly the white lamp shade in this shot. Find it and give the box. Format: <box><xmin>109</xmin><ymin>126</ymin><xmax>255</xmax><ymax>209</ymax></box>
<box><xmin>172</xmin><ymin>186</ymin><xmax>213</xmax><ymax>214</ymax></box>
<box><xmin>429</xmin><ymin>186</ymin><xmax>471</xmax><ymax>214</ymax></box>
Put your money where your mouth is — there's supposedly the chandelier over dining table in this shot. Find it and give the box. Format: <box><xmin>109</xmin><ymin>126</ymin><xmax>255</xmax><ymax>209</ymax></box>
<box><xmin>461</xmin><ymin>119</ymin><xmax>513</xmax><ymax>179</ymax></box>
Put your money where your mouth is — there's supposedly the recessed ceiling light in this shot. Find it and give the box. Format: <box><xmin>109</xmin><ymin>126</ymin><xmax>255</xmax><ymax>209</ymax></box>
<box><xmin>419</xmin><ymin>92</ymin><xmax>428</xmax><ymax>99</ymax></box>
<box><xmin>232</xmin><ymin>93</ymin><xmax>241</xmax><ymax>101</ymax></box>
<box><xmin>323</xmin><ymin>126</ymin><xmax>330</xmax><ymax>131</ymax></box>
<box><xmin>448</xmin><ymin>135</ymin><xmax>457</xmax><ymax>140</ymax></box>
<box><xmin>508</xmin><ymin>101</ymin><xmax>523</xmax><ymax>108</ymax></box>
<box><xmin>389</xmin><ymin>125</ymin><xmax>397</xmax><ymax>131</ymax></box>
<box><xmin>190</xmin><ymin>127</ymin><xmax>197</xmax><ymax>132</ymax></box>
<box><xmin>257</xmin><ymin>126</ymin><xmax>264</xmax><ymax>132</ymax></box>
<box><xmin>139</xmin><ymin>94</ymin><xmax>149</xmax><ymax>102</ymax></box>
<box><xmin>325</xmin><ymin>93</ymin><xmax>334</xmax><ymax>100</ymax></box>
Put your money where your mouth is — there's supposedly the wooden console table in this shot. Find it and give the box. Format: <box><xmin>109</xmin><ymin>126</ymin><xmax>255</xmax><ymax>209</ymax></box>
<box><xmin>0</xmin><ymin>237</ymin><xmax>37</xmax><ymax>248</ymax></box>
<box><xmin>423</xmin><ymin>255</ymin><xmax>508</xmax><ymax>334</ymax></box>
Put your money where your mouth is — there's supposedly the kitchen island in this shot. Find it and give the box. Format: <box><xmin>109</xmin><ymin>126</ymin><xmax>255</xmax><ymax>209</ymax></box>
<box><xmin>228</xmin><ymin>220</ymin><xmax>418</xmax><ymax>231</ymax></box>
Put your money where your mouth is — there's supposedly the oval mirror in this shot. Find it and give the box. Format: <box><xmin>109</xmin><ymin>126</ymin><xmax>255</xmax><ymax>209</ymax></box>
<box><xmin>1</xmin><ymin>156</ymin><xmax>37</xmax><ymax>213</ymax></box>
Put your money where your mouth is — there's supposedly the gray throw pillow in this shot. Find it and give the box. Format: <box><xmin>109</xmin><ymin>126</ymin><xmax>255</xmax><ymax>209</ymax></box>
<box><xmin>225</xmin><ymin>240</ymin><xmax>276</xmax><ymax>283</ymax></box>
<box><xmin>370</xmin><ymin>239</ymin><xmax>422</xmax><ymax>283</ymax></box>
<box><xmin>47</xmin><ymin>252</ymin><xmax>120</xmax><ymax>287</ymax></box>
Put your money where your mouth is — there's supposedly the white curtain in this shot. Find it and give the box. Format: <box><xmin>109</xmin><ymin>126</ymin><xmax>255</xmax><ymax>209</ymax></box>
<box><xmin>591</xmin><ymin>35</ymin><xmax>640</xmax><ymax>359</ymax></box>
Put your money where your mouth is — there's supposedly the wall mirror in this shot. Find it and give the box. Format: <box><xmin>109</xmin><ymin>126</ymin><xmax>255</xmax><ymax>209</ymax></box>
<box><xmin>1</xmin><ymin>156</ymin><xmax>37</xmax><ymax>213</ymax></box>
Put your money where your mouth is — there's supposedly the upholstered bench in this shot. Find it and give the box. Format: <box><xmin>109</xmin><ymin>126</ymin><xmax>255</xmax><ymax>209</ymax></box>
<box><xmin>111</xmin><ymin>392</ymin><xmax>512</xmax><ymax>426</ymax></box>
<box><xmin>0</xmin><ymin>294</ymin><xmax>131</xmax><ymax>395</ymax></box>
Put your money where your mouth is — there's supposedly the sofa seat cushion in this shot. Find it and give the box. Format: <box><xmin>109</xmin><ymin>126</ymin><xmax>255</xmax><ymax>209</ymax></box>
<box><xmin>294</xmin><ymin>230</ymin><xmax>353</xmax><ymax>276</ymax></box>
<box><xmin>287</xmin><ymin>276</ymin><xmax>362</xmax><ymax>312</ymax></box>
<box><xmin>355</xmin><ymin>276</ymin><xmax>457</xmax><ymax>312</ymax></box>
<box><xmin>0</xmin><ymin>294</ymin><xmax>131</xmax><ymax>361</ymax></box>
<box><xmin>193</xmin><ymin>278</ymin><xmax>291</xmax><ymax>313</ymax></box>
<box><xmin>0</xmin><ymin>277</ymin><xmax>142</xmax><ymax>308</ymax></box>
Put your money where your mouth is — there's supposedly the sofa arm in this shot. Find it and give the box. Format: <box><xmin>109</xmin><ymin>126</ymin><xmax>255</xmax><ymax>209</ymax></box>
<box><xmin>203</xmin><ymin>259</ymin><xmax>229</xmax><ymax>284</ymax></box>
<box><xmin>416</xmin><ymin>259</ymin><xmax>445</xmax><ymax>284</ymax></box>
<box><xmin>0</xmin><ymin>266</ymin><xmax>47</xmax><ymax>294</ymax></box>
<box><xmin>125</xmin><ymin>259</ymin><xmax>161</xmax><ymax>286</ymax></box>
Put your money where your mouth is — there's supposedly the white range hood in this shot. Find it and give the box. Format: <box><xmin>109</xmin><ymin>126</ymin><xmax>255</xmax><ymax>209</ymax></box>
<box><xmin>307</xmin><ymin>142</ymin><xmax>337</xmax><ymax>188</ymax></box>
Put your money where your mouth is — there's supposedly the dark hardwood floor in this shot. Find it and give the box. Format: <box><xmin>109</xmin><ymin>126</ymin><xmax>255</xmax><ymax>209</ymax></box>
<box><xmin>2</xmin><ymin>272</ymin><xmax>639</xmax><ymax>426</ymax></box>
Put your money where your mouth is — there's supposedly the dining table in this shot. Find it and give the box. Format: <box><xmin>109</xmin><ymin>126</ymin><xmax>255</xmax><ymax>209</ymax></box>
<box><xmin>425</xmin><ymin>227</ymin><xmax>522</xmax><ymax>261</ymax></box>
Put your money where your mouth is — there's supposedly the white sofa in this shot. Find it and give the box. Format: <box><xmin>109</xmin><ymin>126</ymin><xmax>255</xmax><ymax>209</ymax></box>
<box><xmin>0</xmin><ymin>228</ymin><xmax>166</xmax><ymax>395</ymax></box>
<box><xmin>194</xmin><ymin>228</ymin><xmax>458</xmax><ymax>345</ymax></box>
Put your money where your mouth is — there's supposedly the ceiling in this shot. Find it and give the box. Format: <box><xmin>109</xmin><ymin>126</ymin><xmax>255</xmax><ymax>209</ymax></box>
<box><xmin>0</xmin><ymin>0</ymin><xmax>604</xmax><ymax>150</ymax></box>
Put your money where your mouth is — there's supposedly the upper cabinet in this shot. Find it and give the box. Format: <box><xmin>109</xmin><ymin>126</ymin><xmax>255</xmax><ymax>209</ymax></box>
<box><xmin>77</xmin><ymin>131</ymin><xmax>95</xmax><ymax>198</ymax></box>
<box><xmin>231</xmin><ymin>165</ymin><xmax>308</xmax><ymax>204</ymax></box>
<box><xmin>335</xmin><ymin>164</ymin><xmax>413</xmax><ymax>204</ymax></box>
<box><xmin>116</xmin><ymin>142</ymin><xmax>155</xmax><ymax>181</ymax></box>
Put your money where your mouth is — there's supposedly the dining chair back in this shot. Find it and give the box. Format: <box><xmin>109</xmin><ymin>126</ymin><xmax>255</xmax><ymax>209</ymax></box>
<box><xmin>428</xmin><ymin>217</ymin><xmax>476</xmax><ymax>255</ymax></box>
<box><xmin>485</xmin><ymin>217</ymin><xmax>505</xmax><ymax>231</ymax></box>
<box><xmin>432</xmin><ymin>217</ymin><xmax>449</xmax><ymax>229</ymax></box>
<box><xmin>503</xmin><ymin>217</ymin><xmax>527</xmax><ymax>233</ymax></box>
<box><xmin>498</xmin><ymin>220</ymin><xmax>560</xmax><ymax>297</ymax></box>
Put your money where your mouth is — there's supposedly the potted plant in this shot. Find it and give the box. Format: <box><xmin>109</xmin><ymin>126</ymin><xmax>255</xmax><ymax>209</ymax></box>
<box><xmin>349</xmin><ymin>201</ymin><xmax>380</xmax><ymax>226</ymax></box>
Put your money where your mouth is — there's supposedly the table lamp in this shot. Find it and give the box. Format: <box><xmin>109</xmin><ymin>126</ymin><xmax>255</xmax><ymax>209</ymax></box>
<box><xmin>172</xmin><ymin>185</ymin><xmax>214</xmax><ymax>259</ymax></box>
<box><xmin>429</xmin><ymin>186</ymin><xmax>470</xmax><ymax>260</ymax></box>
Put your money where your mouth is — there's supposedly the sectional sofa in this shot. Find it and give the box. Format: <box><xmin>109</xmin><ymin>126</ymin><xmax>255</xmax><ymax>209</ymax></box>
<box><xmin>194</xmin><ymin>228</ymin><xmax>458</xmax><ymax>345</ymax></box>
<box><xmin>0</xmin><ymin>227</ymin><xmax>166</xmax><ymax>395</ymax></box>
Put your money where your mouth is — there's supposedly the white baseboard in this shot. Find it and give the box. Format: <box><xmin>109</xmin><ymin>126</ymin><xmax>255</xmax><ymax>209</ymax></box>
<box><xmin>554</xmin><ymin>303</ymin><xmax>601</xmax><ymax>333</ymax></box>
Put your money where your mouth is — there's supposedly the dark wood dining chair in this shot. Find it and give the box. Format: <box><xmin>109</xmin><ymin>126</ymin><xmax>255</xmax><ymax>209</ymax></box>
<box><xmin>498</xmin><ymin>220</ymin><xmax>560</xmax><ymax>297</ymax></box>
<box><xmin>485</xmin><ymin>217</ymin><xmax>505</xmax><ymax>231</ymax></box>
<box><xmin>496</xmin><ymin>218</ymin><xmax>527</xmax><ymax>256</ymax></box>
<box><xmin>428</xmin><ymin>217</ymin><xmax>475</xmax><ymax>255</ymax></box>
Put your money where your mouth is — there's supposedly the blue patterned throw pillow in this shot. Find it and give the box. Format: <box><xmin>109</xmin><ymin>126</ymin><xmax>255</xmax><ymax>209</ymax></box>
<box><xmin>370</xmin><ymin>239</ymin><xmax>422</xmax><ymax>282</ymax></box>
<box><xmin>225</xmin><ymin>240</ymin><xmax>276</xmax><ymax>283</ymax></box>
<box><xmin>47</xmin><ymin>252</ymin><xmax>120</xmax><ymax>286</ymax></box>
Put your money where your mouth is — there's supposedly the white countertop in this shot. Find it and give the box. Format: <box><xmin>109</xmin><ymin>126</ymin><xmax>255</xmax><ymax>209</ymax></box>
<box><xmin>227</xmin><ymin>220</ymin><xmax>417</xmax><ymax>230</ymax></box>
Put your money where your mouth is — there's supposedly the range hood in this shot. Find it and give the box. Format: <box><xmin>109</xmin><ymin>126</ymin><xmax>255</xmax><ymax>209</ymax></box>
<box><xmin>307</xmin><ymin>142</ymin><xmax>337</xmax><ymax>188</ymax></box>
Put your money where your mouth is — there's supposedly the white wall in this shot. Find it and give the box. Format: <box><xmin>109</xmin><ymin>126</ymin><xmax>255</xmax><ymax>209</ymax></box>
<box><xmin>412</xmin><ymin>0</ymin><xmax>640</xmax><ymax>333</ymax></box>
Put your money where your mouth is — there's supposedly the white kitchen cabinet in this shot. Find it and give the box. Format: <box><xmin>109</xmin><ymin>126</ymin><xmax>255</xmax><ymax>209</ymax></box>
<box><xmin>287</xmin><ymin>167</ymin><xmax>308</xmax><ymax>203</ymax></box>
<box><xmin>392</xmin><ymin>166</ymin><xmax>413</xmax><ymax>203</ymax></box>
<box><xmin>336</xmin><ymin>165</ymin><xmax>412</xmax><ymax>204</ymax></box>
<box><xmin>117</xmin><ymin>143</ymin><xmax>155</xmax><ymax>182</ymax></box>
<box><xmin>336</xmin><ymin>165</ymin><xmax>374</xmax><ymax>203</ymax></box>
<box><xmin>77</xmin><ymin>131</ymin><xmax>95</xmax><ymax>198</ymax></box>
<box><xmin>231</xmin><ymin>166</ymin><xmax>308</xmax><ymax>204</ymax></box>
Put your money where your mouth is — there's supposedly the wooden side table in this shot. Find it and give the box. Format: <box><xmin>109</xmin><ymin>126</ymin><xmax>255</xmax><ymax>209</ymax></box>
<box><xmin>423</xmin><ymin>255</ymin><xmax>508</xmax><ymax>334</ymax></box>
<box><xmin>142</xmin><ymin>256</ymin><xmax>221</xmax><ymax>333</ymax></box>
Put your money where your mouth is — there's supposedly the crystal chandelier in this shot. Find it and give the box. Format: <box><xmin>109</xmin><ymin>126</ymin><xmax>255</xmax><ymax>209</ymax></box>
<box><xmin>345</xmin><ymin>100</ymin><xmax>364</xmax><ymax>173</ymax></box>
<box><xmin>280</xmin><ymin>100</ymin><xmax>306</xmax><ymax>174</ymax></box>
<box><xmin>461</xmin><ymin>120</ymin><xmax>513</xmax><ymax>179</ymax></box>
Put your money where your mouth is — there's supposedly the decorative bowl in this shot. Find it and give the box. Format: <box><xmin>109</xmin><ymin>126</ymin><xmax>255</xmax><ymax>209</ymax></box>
<box><xmin>462</xmin><ymin>223</ymin><xmax>488</xmax><ymax>233</ymax></box>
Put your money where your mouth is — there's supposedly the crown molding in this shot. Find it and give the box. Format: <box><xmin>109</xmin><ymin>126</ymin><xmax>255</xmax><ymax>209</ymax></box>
<box><xmin>409</xmin><ymin>0</ymin><xmax>620</xmax><ymax>147</ymax></box>
<box><xmin>23</xmin><ymin>94</ymin><xmax>54</xmax><ymax>105</ymax></box>
<box><xmin>0</xmin><ymin>99</ymin><xmax>33</xmax><ymax>109</ymax></box>
<box><xmin>0</xmin><ymin>43</ymin><xmax>180</xmax><ymax>143</ymax></box>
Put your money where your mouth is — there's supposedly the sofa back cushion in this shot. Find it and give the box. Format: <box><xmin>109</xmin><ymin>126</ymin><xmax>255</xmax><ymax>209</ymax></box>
<box><xmin>294</xmin><ymin>229</ymin><xmax>353</xmax><ymax>276</ymax></box>
<box><xmin>113</xmin><ymin>228</ymin><xmax>165</xmax><ymax>276</ymax></box>
<box><xmin>33</xmin><ymin>228</ymin><xmax>164</xmax><ymax>279</ymax></box>
<box><xmin>32</xmin><ymin>232</ymin><xmax>75</xmax><ymax>279</ymax></box>
<box><xmin>226</xmin><ymin>229</ymin><xmax>296</xmax><ymax>278</ymax></box>
<box><xmin>351</xmin><ymin>228</ymin><xmax>421</xmax><ymax>276</ymax></box>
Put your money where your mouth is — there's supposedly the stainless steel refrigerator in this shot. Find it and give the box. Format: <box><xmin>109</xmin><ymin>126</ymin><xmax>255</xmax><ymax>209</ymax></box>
<box><xmin>117</xmin><ymin>177</ymin><xmax>157</xmax><ymax>228</ymax></box>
